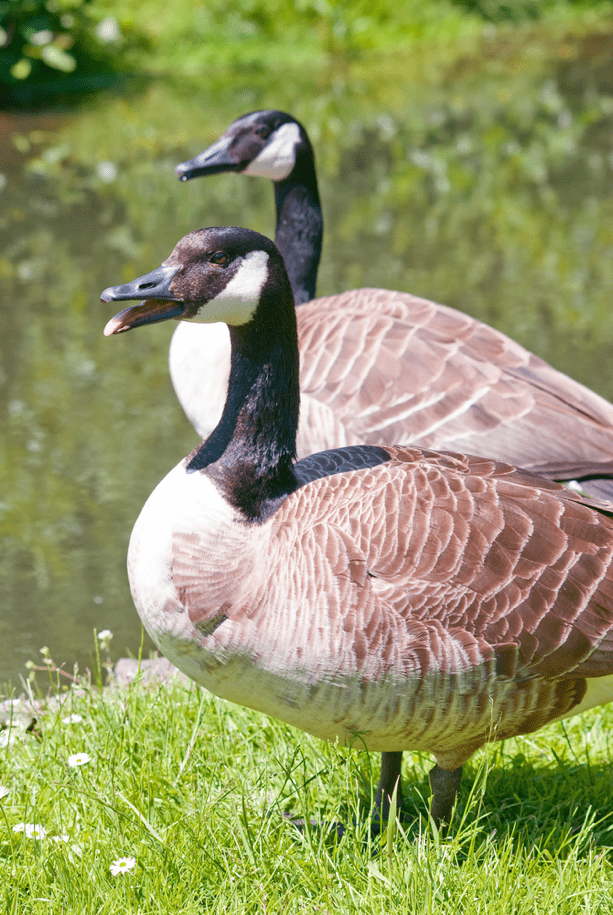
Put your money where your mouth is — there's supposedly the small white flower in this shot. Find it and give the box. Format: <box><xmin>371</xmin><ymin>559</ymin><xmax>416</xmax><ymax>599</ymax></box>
<box><xmin>62</xmin><ymin>714</ymin><xmax>83</xmax><ymax>725</ymax></box>
<box><xmin>110</xmin><ymin>856</ymin><xmax>136</xmax><ymax>875</ymax></box>
<box><xmin>0</xmin><ymin>785</ymin><xmax>10</xmax><ymax>800</ymax></box>
<box><xmin>0</xmin><ymin>732</ymin><xmax>16</xmax><ymax>748</ymax></box>
<box><xmin>67</xmin><ymin>752</ymin><xmax>91</xmax><ymax>768</ymax></box>
<box><xmin>13</xmin><ymin>823</ymin><xmax>46</xmax><ymax>839</ymax></box>
<box><xmin>97</xmin><ymin>629</ymin><xmax>113</xmax><ymax>640</ymax></box>
<box><xmin>51</xmin><ymin>833</ymin><xmax>70</xmax><ymax>843</ymax></box>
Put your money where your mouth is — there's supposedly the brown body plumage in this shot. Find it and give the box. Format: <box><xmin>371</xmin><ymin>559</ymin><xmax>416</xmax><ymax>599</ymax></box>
<box><xmin>147</xmin><ymin>446</ymin><xmax>613</xmax><ymax>768</ymax></box>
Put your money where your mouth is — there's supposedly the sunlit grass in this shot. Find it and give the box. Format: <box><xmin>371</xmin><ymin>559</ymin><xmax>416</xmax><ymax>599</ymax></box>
<box><xmin>2</xmin><ymin>645</ymin><xmax>613</xmax><ymax>913</ymax></box>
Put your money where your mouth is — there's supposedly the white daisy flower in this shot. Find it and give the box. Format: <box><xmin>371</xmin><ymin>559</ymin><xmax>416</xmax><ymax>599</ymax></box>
<box><xmin>110</xmin><ymin>856</ymin><xmax>136</xmax><ymax>875</ymax></box>
<box><xmin>13</xmin><ymin>823</ymin><xmax>46</xmax><ymax>839</ymax></box>
<box><xmin>67</xmin><ymin>752</ymin><xmax>91</xmax><ymax>768</ymax></box>
<box><xmin>51</xmin><ymin>833</ymin><xmax>70</xmax><ymax>843</ymax></box>
<box><xmin>97</xmin><ymin>630</ymin><xmax>113</xmax><ymax>641</ymax></box>
<box><xmin>0</xmin><ymin>785</ymin><xmax>9</xmax><ymax>800</ymax></box>
<box><xmin>62</xmin><ymin>714</ymin><xmax>83</xmax><ymax>725</ymax></box>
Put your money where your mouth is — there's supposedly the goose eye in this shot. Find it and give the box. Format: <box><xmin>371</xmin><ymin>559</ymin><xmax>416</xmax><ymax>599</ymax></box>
<box><xmin>254</xmin><ymin>125</ymin><xmax>271</xmax><ymax>140</ymax></box>
<box><xmin>210</xmin><ymin>252</ymin><xmax>229</xmax><ymax>267</ymax></box>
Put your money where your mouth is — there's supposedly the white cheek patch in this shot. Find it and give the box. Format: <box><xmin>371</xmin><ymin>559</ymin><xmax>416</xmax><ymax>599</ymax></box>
<box><xmin>243</xmin><ymin>122</ymin><xmax>301</xmax><ymax>180</ymax></box>
<box><xmin>202</xmin><ymin>250</ymin><xmax>269</xmax><ymax>325</ymax></box>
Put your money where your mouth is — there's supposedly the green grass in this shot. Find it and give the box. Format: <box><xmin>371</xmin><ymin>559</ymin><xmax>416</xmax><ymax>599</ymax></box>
<box><xmin>2</xmin><ymin>646</ymin><xmax>613</xmax><ymax>913</ymax></box>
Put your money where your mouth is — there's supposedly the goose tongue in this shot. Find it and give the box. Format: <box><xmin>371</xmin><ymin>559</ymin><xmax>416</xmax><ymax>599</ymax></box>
<box><xmin>103</xmin><ymin>300</ymin><xmax>185</xmax><ymax>336</ymax></box>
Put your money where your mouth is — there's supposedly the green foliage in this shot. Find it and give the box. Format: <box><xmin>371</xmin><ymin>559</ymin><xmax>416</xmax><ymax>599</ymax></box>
<box><xmin>3</xmin><ymin>0</ymin><xmax>613</xmax><ymax>106</ymax></box>
<box><xmin>0</xmin><ymin>0</ymin><xmax>136</xmax><ymax>105</ymax></box>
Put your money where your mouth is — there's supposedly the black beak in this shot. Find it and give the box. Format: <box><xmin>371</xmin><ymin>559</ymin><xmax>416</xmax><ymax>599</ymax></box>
<box><xmin>101</xmin><ymin>264</ymin><xmax>185</xmax><ymax>336</ymax></box>
<box><xmin>176</xmin><ymin>136</ymin><xmax>240</xmax><ymax>181</ymax></box>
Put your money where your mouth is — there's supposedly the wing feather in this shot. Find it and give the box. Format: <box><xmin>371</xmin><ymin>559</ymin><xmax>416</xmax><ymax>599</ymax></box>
<box><xmin>297</xmin><ymin>290</ymin><xmax>613</xmax><ymax>497</ymax></box>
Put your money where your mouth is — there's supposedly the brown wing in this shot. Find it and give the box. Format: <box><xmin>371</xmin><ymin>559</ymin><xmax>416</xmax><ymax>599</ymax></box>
<box><xmin>296</xmin><ymin>289</ymin><xmax>613</xmax><ymax>497</ymax></box>
<box><xmin>278</xmin><ymin>445</ymin><xmax>613</xmax><ymax>684</ymax></box>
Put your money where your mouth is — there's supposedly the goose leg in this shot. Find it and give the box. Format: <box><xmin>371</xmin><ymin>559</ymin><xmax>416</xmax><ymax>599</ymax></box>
<box><xmin>428</xmin><ymin>764</ymin><xmax>462</xmax><ymax>824</ymax></box>
<box><xmin>372</xmin><ymin>750</ymin><xmax>403</xmax><ymax>830</ymax></box>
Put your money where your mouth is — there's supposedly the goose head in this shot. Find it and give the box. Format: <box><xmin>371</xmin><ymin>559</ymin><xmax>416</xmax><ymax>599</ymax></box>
<box><xmin>176</xmin><ymin>110</ymin><xmax>310</xmax><ymax>183</ymax></box>
<box><xmin>101</xmin><ymin>226</ymin><xmax>289</xmax><ymax>335</ymax></box>
<box><xmin>102</xmin><ymin>226</ymin><xmax>300</xmax><ymax>520</ymax></box>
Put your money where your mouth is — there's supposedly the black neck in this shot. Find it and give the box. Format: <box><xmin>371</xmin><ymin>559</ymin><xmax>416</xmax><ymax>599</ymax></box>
<box><xmin>186</xmin><ymin>282</ymin><xmax>300</xmax><ymax>523</ymax></box>
<box><xmin>273</xmin><ymin>150</ymin><xmax>322</xmax><ymax>306</ymax></box>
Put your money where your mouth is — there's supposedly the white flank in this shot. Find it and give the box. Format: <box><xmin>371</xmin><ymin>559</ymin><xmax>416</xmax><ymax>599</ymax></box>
<box><xmin>244</xmin><ymin>122</ymin><xmax>301</xmax><ymax>180</ymax></box>
<box><xmin>201</xmin><ymin>250</ymin><xmax>269</xmax><ymax>325</ymax></box>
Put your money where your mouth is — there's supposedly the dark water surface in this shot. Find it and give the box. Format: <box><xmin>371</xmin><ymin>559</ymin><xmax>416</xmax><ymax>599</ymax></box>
<box><xmin>2</xmin><ymin>30</ymin><xmax>613</xmax><ymax>684</ymax></box>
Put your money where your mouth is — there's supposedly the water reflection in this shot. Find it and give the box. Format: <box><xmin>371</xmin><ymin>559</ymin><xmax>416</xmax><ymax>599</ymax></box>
<box><xmin>2</xmin><ymin>34</ymin><xmax>613</xmax><ymax>683</ymax></box>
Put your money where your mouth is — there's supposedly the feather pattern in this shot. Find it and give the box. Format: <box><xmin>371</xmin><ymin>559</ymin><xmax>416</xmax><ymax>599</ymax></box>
<box><xmin>293</xmin><ymin>290</ymin><xmax>613</xmax><ymax>483</ymax></box>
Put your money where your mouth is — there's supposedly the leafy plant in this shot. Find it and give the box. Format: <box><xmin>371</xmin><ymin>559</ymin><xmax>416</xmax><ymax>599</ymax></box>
<box><xmin>0</xmin><ymin>0</ymin><xmax>132</xmax><ymax>104</ymax></box>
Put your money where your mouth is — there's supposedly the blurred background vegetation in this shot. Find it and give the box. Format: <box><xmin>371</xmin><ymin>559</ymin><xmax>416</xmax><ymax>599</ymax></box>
<box><xmin>2</xmin><ymin>0</ymin><xmax>612</xmax><ymax>103</ymax></box>
<box><xmin>2</xmin><ymin>0</ymin><xmax>613</xmax><ymax>681</ymax></box>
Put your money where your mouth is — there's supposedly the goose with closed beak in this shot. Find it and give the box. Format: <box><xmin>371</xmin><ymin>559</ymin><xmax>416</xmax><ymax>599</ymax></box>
<box><xmin>172</xmin><ymin>110</ymin><xmax>613</xmax><ymax>500</ymax></box>
<box><xmin>103</xmin><ymin>226</ymin><xmax>613</xmax><ymax>824</ymax></box>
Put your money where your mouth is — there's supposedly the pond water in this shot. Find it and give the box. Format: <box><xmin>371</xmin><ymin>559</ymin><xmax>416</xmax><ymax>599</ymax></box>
<box><xmin>2</xmin><ymin>29</ymin><xmax>613</xmax><ymax>685</ymax></box>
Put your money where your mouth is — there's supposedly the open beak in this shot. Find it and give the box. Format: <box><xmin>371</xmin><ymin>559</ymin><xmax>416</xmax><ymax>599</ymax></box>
<box><xmin>176</xmin><ymin>135</ymin><xmax>240</xmax><ymax>181</ymax></box>
<box><xmin>101</xmin><ymin>264</ymin><xmax>185</xmax><ymax>336</ymax></box>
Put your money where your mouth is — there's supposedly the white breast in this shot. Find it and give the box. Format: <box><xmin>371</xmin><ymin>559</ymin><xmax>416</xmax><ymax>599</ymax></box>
<box><xmin>168</xmin><ymin>322</ymin><xmax>230</xmax><ymax>439</ymax></box>
<box><xmin>127</xmin><ymin>463</ymin><xmax>242</xmax><ymax>642</ymax></box>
